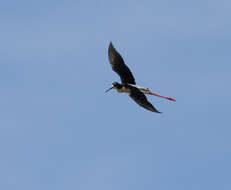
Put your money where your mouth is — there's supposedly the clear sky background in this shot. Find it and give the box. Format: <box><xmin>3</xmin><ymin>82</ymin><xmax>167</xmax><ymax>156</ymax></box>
<box><xmin>1</xmin><ymin>0</ymin><xmax>231</xmax><ymax>189</ymax></box>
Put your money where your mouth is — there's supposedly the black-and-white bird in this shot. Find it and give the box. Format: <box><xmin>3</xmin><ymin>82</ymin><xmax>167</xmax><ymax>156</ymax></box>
<box><xmin>105</xmin><ymin>42</ymin><xmax>175</xmax><ymax>113</ymax></box>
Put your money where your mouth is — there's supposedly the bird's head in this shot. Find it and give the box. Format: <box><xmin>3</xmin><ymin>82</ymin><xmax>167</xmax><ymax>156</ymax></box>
<box><xmin>105</xmin><ymin>82</ymin><xmax>123</xmax><ymax>93</ymax></box>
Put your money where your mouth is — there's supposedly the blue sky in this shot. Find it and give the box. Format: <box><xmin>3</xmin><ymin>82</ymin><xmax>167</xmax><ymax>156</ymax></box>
<box><xmin>1</xmin><ymin>0</ymin><xmax>231</xmax><ymax>189</ymax></box>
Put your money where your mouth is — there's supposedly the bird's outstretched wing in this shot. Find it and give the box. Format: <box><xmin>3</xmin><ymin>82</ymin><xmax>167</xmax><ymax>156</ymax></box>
<box><xmin>108</xmin><ymin>42</ymin><xmax>136</xmax><ymax>85</ymax></box>
<box><xmin>127</xmin><ymin>85</ymin><xmax>161</xmax><ymax>113</ymax></box>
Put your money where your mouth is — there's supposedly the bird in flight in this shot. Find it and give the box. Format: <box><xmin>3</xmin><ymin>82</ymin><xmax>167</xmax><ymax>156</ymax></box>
<box><xmin>105</xmin><ymin>42</ymin><xmax>175</xmax><ymax>113</ymax></box>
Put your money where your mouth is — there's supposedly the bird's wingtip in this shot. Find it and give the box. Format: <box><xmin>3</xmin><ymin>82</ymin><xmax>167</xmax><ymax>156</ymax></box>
<box><xmin>153</xmin><ymin>110</ymin><xmax>162</xmax><ymax>113</ymax></box>
<box><xmin>153</xmin><ymin>108</ymin><xmax>162</xmax><ymax>113</ymax></box>
<box><xmin>109</xmin><ymin>41</ymin><xmax>114</xmax><ymax>48</ymax></box>
<box><xmin>108</xmin><ymin>41</ymin><xmax>115</xmax><ymax>53</ymax></box>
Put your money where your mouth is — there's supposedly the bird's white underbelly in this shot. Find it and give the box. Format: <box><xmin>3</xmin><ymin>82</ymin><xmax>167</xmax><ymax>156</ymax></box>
<box><xmin>117</xmin><ymin>88</ymin><xmax>130</xmax><ymax>93</ymax></box>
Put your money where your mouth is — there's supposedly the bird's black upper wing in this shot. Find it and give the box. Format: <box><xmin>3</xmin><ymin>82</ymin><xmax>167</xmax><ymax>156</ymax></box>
<box><xmin>108</xmin><ymin>42</ymin><xmax>136</xmax><ymax>85</ymax></box>
<box><xmin>127</xmin><ymin>85</ymin><xmax>161</xmax><ymax>113</ymax></box>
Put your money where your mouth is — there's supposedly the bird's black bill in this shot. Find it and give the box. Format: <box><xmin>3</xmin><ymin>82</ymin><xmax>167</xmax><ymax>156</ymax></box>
<box><xmin>105</xmin><ymin>86</ymin><xmax>113</xmax><ymax>93</ymax></box>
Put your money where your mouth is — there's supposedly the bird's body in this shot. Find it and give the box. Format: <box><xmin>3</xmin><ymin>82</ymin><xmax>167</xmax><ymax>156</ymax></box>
<box><xmin>113</xmin><ymin>84</ymin><xmax>148</xmax><ymax>94</ymax></box>
<box><xmin>106</xmin><ymin>42</ymin><xmax>175</xmax><ymax>113</ymax></box>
